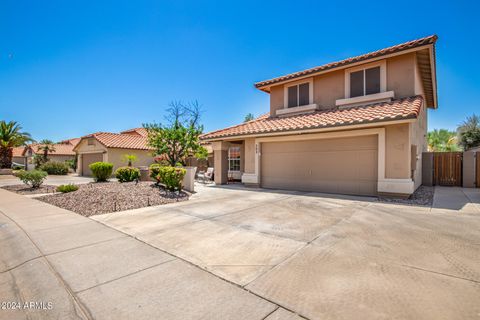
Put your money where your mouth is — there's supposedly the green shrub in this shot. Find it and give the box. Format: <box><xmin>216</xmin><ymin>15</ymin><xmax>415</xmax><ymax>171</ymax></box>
<box><xmin>89</xmin><ymin>162</ymin><xmax>113</xmax><ymax>182</ymax></box>
<box><xmin>16</xmin><ymin>170</ymin><xmax>47</xmax><ymax>188</ymax></box>
<box><xmin>39</xmin><ymin>161</ymin><xmax>69</xmax><ymax>175</ymax></box>
<box><xmin>56</xmin><ymin>184</ymin><xmax>79</xmax><ymax>193</ymax></box>
<box><xmin>149</xmin><ymin>163</ymin><xmax>162</xmax><ymax>183</ymax></box>
<box><xmin>158</xmin><ymin>166</ymin><xmax>186</xmax><ymax>191</ymax></box>
<box><xmin>115</xmin><ymin>166</ymin><xmax>140</xmax><ymax>182</ymax></box>
<box><xmin>64</xmin><ymin>158</ymin><xmax>77</xmax><ymax>170</ymax></box>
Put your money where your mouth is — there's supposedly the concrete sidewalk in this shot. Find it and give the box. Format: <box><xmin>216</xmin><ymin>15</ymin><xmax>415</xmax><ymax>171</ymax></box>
<box><xmin>0</xmin><ymin>189</ymin><xmax>286</xmax><ymax>320</ymax></box>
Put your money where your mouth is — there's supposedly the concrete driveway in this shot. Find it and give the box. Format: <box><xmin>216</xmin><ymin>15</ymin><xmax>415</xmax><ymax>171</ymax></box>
<box><xmin>93</xmin><ymin>184</ymin><xmax>480</xmax><ymax>320</ymax></box>
<box><xmin>1</xmin><ymin>184</ymin><xmax>480</xmax><ymax>319</ymax></box>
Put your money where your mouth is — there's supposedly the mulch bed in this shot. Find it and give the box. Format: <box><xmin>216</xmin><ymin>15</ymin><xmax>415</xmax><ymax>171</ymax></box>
<box><xmin>2</xmin><ymin>184</ymin><xmax>58</xmax><ymax>195</ymax></box>
<box><xmin>36</xmin><ymin>181</ymin><xmax>189</xmax><ymax>216</ymax></box>
<box><xmin>377</xmin><ymin>185</ymin><xmax>434</xmax><ymax>206</ymax></box>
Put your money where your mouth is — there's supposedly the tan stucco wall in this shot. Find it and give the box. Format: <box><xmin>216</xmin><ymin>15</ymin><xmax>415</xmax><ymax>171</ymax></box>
<box><xmin>105</xmin><ymin>148</ymin><xmax>154</xmax><ymax>172</ymax></box>
<box><xmin>387</xmin><ymin>53</ymin><xmax>416</xmax><ymax>99</ymax></box>
<box><xmin>410</xmin><ymin>104</ymin><xmax>428</xmax><ymax>190</ymax></box>
<box><xmin>269</xmin><ymin>84</ymin><xmax>285</xmax><ymax>115</ymax></box>
<box><xmin>313</xmin><ymin>70</ymin><xmax>345</xmax><ymax>110</ymax></box>
<box><xmin>385</xmin><ymin>123</ymin><xmax>410</xmax><ymax>179</ymax></box>
<box><xmin>75</xmin><ymin>138</ymin><xmax>108</xmax><ymax>153</ymax></box>
<box><xmin>268</xmin><ymin>53</ymin><xmax>418</xmax><ymax>116</ymax></box>
<box><xmin>48</xmin><ymin>155</ymin><xmax>76</xmax><ymax>162</ymax></box>
<box><xmin>243</xmin><ymin>138</ymin><xmax>255</xmax><ymax>174</ymax></box>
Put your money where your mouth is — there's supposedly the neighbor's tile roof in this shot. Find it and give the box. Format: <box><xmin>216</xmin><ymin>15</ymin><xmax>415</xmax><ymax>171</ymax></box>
<box><xmin>83</xmin><ymin>132</ymin><xmax>152</xmax><ymax>150</ymax></box>
<box><xmin>120</xmin><ymin>127</ymin><xmax>148</xmax><ymax>137</ymax></box>
<box><xmin>29</xmin><ymin>143</ymin><xmax>77</xmax><ymax>156</ymax></box>
<box><xmin>201</xmin><ymin>96</ymin><xmax>423</xmax><ymax>140</ymax></box>
<box><xmin>12</xmin><ymin>146</ymin><xmax>26</xmax><ymax>157</ymax></box>
<box><xmin>255</xmin><ymin>35</ymin><xmax>437</xmax><ymax>90</ymax></box>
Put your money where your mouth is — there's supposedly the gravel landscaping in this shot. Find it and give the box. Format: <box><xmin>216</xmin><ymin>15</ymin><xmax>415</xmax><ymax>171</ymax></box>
<box><xmin>377</xmin><ymin>185</ymin><xmax>434</xmax><ymax>206</ymax></box>
<box><xmin>36</xmin><ymin>181</ymin><xmax>189</xmax><ymax>216</ymax></box>
<box><xmin>2</xmin><ymin>184</ymin><xmax>58</xmax><ymax>195</ymax></box>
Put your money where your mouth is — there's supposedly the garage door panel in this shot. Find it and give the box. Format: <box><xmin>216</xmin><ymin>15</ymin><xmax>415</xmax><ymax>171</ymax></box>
<box><xmin>261</xmin><ymin>135</ymin><xmax>378</xmax><ymax>196</ymax></box>
<box><xmin>82</xmin><ymin>153</ymin><xmax>104</xmax><ymax>176</ymax></box>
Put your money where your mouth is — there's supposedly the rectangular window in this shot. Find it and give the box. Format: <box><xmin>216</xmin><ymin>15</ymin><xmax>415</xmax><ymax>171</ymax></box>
<box><xmin>350</xmin><ymin>66</ymin><xmax>381</xmax><ymax>98</ymax></box>
<box><xmin>228</xmin><ymin>147</ymin><xmax>240</xmax><ymax>171</ymax></box>
<box><xmin>87</xmin><ymin>138</ymin><xmax>95</xmax><ymax>146</ymax></box>
<box><xmin>287</xmin><ymin>82</ymin><xmax>310</xmax><ymax>108</ymax></box>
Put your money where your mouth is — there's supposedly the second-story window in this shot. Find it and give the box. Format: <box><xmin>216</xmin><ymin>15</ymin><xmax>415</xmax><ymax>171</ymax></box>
<box><xmin>350</xmin><ymin>66</ymin><xmax>381</xmax><ymax>98</ymax></box>
<box><xmin>287</xmin><ymin>82</ymin><xmax>310</xmax><ymax>108</ymax></box>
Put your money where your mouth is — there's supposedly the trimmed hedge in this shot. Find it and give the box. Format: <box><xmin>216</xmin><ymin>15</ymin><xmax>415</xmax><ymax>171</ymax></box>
<box><xmin>16</xmin><ymin>170</ymin><xmax>47</xmax><ymax>188</ymax></box>
<box><xmin>158</xmin><ymin>166</ymin><xmax>186</xmax><ymax>191</ymax></box>
<box><xmin>115</xmin><ymin>166</ymin><xmax>140</xmax><ymax>183</ymax></box>
<box><xmin>39</xmin><ymin>161</ymin><xmax>69</xmax><ymax>175</ymax></box>
<box><xmin>89</xmin><ymin>162</ymin><xmax>113</xmax><ymax>182</ymax></box>
<box><xmin>56</xmin><ymin>184</ymin><xmax>79</xmax><ymax>193</ymax></box>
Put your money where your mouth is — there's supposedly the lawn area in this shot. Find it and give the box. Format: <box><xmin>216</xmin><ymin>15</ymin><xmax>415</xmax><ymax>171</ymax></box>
<box><xmin>35</xmin><ymin>181</ymin><xmax>189</xmax><ymax>216</ymax></box>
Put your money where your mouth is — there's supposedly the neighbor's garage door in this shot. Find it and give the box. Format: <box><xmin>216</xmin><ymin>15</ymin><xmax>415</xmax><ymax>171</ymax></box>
<box><xmin>82</xmin><ymin>153</ymin><xmax>104</xmax><ymax>176</ymax></box>
<box><xmin>261</xmin><ymin>135</ymin><xmax>378</xmax><ymax>196</ymax></box>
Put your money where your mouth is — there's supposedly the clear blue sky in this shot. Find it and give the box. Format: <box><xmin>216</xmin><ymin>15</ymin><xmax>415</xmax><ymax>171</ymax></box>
<box><xmin>1</xmin><ymin>0</ymin><xmax>478</xmax><ymax>141</ymax></box>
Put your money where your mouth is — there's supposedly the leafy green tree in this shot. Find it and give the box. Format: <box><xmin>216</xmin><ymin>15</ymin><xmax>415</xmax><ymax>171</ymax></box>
<box><xmin>0</xmin><ymin>120</ymin><xmax>33</xmax><ymax>168</ymax></box>
<box><xmin>37</xmin><ymin>139</ymin><xmax>56</xmax><ymax>164</ymax></box>
<box><xmin>144</xmin><ymin>101</ymin><xmax>207</xmax><ymax>167</ymax></box>
<box><xmin>244</xmin><ymin>113</ymin><xmax>255</xmax><ymax>122</ymax></box>
<box><xmin>427</xmin><ymin>129</ymin><xmax>460</xmax><ymax>152</ymax></box>
<box><xmin>457</xmin><ymin>114</ymin><xmax>480</xmax><ymax>150</ymax></box>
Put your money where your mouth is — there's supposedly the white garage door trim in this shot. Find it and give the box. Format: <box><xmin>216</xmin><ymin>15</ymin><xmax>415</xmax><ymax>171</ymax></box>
<box><xmin>240</xmin><ymin>127</ymin><xmax>414</xmax><ymax>194</ymax></box>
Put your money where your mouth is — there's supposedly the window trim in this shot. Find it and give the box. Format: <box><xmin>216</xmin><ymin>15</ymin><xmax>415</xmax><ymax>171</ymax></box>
<box><xmin>228</xmin><ymin>146</ymin><xmax>241</xmax><ymax>172</ymax></box>
<box><xmin>344</xmin><ymin>60</ymin><xmax>386</xmax><ymax>99</ymax></box>
<box><xmin>283</xmin><ymin>78</ymin><xmax>314</xmax><ymax>109</ymax></box>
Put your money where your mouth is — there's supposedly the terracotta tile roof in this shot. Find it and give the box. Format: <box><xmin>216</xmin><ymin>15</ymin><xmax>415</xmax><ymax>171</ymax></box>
<box><xmin>12</xmin><ymin>146</ymin><xmax>26</xmax><ymax>157</ymax></box>
<box><xmin>82</xmin><ymin>132</ymin><xmax>152</xmax><ymax>150</ymax></box>
<box><xmin>29</xmin><ymin>142</ymin><xmax>77</xmax><ymax>156</ymax></box>
<box><xmin>120</xmin><ymin>128</ymin><xmax>148</xmax><ymax>137</ymax></box>
<box><xmin>201</xmin><ymin>96</ymin><xmax>423</xmax><ymax>140</ymax></box>
<box><xmin>255</xmin><ymin>35</ymin><xmax>437</xmax><ymax>90</ymax></box>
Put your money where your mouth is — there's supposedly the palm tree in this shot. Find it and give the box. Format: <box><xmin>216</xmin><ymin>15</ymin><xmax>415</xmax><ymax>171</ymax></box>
<box><xmin>244</xmin><ymin>113</ymin><xmax>255</xmax><ymax>122</ymax></box>
<box><xmin>457</xmin><ymin>114</ymin><xmax>480</xmax><ymax>150</ymax></box>
<box><xmin>37</xmin><ymin>139</ymin><xmax>56</xmax><ymax>163</ymax></box>
<box><xmin>0</xmin><ymin>121</ymin><xmax>33</xmax><ymax>168</ymax></box>
<box><xmin>427</xmin><ymin>129</ymin><xmax>460</xmax><ymax>152</ymax></box>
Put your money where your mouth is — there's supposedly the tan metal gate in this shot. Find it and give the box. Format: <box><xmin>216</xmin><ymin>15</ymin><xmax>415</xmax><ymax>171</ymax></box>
<box><xmin>433</xmin><ymin>152</ymin><xmax>463</xmax><ymax>186</ymax></box>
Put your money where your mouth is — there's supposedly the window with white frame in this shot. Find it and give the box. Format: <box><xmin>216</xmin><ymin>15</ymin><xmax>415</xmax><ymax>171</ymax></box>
<box><xmin>286</xmin><ymin>82</ymin><xmax>310</xmax><ymax>108</ymax></box>
<box><xmin>349</xmin><ymin>66</ymin><xmax>381</xmax><ymax>98</ymax></box>
<box><xmin>345</xmin><ymin>61</ymin><xmax>387</xmax><ymax>99</ymax></box>
<box><xmin>228</xmin><ymin>147</ymin><xmax>240</xmax><ymax>171</ymax></box>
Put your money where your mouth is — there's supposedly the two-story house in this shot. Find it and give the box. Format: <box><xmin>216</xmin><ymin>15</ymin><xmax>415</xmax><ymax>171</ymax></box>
<box><xmin>201</xmin><ymin>35</ymin><xmax>438</xmax><ymax>197</ymax></box>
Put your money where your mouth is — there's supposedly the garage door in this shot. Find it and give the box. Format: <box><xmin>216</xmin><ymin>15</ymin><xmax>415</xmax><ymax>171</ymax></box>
<box><xmin>82</xmin><ymin>153</ymin><xmax>104</xmax><ymax>176</ymax></box>
<box><xmin>261</xmin><ymin>135</ymin><xmax>378</xmax><ymax>196</ymax></box>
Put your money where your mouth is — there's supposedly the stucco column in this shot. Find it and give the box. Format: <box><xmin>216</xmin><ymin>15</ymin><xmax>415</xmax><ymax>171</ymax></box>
<box><xmin>212</xmin><ymin>141</ymin><xmax>229</xmax><ymax>185</ymax></box>
<box><xmin>463</xmin><ymin>152</ymin><xmax>476</xmax><ymax>188</ymax></box>
<box><xmin>77</xmin><ymin>154</ymin><xmax>83</xmax><ymax>175</ymax></box>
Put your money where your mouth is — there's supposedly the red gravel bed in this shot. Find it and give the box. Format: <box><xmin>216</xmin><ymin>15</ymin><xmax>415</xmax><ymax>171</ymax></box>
<box><xmin>2</xmin><ymin>184</ymin><xmax>58</xmax><ymax>195</ymax></box>
<box><xmin>36</xmin><ymin>181</ymin><xmax>189</xmax><ymax>216</ymax></box>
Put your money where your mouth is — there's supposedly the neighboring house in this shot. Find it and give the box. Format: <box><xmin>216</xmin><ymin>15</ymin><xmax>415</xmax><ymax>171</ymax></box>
<box><xmin>201</xmin><ymin>35</ymin><xmax>438</xmax><ymax>197</ymax></box>
<box><xmin>12</xmin><ymin>146</ymin><xmax>28</xmax><ymax>167</ymax></box>
<box><xmin>14</xmin><ymin>138</ymin><xmax>80</xmax><ymax>170</ymax></box>
<box><xmin>74</xmin><ymin>129</ymin><xmax>154</xmax><ymax>176</ymax></box>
